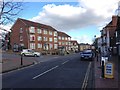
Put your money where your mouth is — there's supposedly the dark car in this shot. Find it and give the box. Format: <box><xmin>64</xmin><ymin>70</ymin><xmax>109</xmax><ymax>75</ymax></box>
<box><xmin>80</xmin><ymin>50</ymin><xmax>94</xmax><ymax>61</ymax></box>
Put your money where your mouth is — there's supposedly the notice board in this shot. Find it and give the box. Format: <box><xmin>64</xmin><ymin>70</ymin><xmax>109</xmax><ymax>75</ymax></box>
<box><xmin>104</xmin><ymin>62</ymin><xmax>114</xmax><ymax>79</ymax></box>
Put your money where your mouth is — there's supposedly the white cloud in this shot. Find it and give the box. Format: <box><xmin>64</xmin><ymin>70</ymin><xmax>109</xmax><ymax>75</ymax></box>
<box><xmin>31</xmin><ymin>0</ymin><xmax>119</xmax><ymax>31</ymax></box>
<box><xmin>72</xmin><ymin>35</ymin><xmax>93</xmax><ymax>44</ymax></box>
<box><xmin>30</xmin><ymin>0</ymin><xmax>119</xmax><ymax>44</ymax></box>
<box><xmin>0</xmin><ymin>24</ymin><xmax>11</xmax><ymax>33</ymax></box>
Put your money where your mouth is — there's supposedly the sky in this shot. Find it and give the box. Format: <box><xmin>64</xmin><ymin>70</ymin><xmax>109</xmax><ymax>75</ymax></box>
<box><xmin>1</xmin><ymin>0</ymin><xmax>120</xmax><ymax>44</ymax></box>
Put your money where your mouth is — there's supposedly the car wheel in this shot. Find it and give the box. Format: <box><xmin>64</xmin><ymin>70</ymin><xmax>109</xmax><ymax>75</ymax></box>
<box><xmin>34</xmin><ymin>54</ymin><xmax>37</xmax><ymax>57</ymax></box>
<box><xmin>22</xmin><ymin>54</ymin><xmax>25</xmax><ymax>56</ymax></box>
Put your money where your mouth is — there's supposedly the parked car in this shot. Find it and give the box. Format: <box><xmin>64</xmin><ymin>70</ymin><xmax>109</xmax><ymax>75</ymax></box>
<box><xmin>21</xmin><ymin>49</ymin><xmax>40</xmax><ymax>57</ymax></box>
<box><xmin>80</xmin><ymin>50</ymin><xmax>94</xmax><ymax>61</ymax></box>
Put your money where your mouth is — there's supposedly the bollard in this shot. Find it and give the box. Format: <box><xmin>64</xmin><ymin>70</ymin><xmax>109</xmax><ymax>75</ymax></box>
<box><xmin>101</xmin><ymin>61</ymin><xmax>104</xmax><ymax>78</ymax></box>
<box><xmin>21</xmin><ymin>55</ymin><xmax>23</xmax><ymax>66</ymax></box>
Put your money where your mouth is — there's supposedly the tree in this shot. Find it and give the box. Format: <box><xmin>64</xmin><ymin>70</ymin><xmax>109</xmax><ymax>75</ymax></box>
<box><xmin>0</xmin><ymin>0</ymin><xmax>23</xmax><ymax>25</ymax></box>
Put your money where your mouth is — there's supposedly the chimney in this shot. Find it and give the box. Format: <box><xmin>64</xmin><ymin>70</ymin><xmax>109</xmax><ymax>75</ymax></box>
<box><xmin>112</xmin><ymin>16</ymin><xmax>117</xmax><ymax>26</ymax></box>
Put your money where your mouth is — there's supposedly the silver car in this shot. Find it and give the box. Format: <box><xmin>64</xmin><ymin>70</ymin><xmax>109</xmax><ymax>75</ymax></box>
<box><xmin>80</xmin><ymin>50</ymin><xmax>94</xmax><ymax>60</ymax></box>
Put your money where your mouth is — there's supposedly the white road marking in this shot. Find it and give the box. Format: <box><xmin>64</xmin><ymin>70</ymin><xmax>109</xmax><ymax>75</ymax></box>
<box><xmin>81</xmin><ymin>62</ymin><xmax>92</xmax><ymax>89</ymax></box>
<box><xmin>32</xmin><ymin>65</ymin><xmax>59</xmax><ymax>79</ymax></box>
<box><xmin>62</xmin><ymin>60</ymin><xmax>69</xmax><ymax>65</ymax></box>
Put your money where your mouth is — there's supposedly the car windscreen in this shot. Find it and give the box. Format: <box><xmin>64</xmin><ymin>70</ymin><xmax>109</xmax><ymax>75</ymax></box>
<box><xmin>82</xmin><ymin>52</ymin><xmax>92</xmax><ymax>54</ymax></box>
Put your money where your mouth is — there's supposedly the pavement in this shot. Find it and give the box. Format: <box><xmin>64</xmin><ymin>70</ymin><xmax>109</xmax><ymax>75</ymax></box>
<box><xmin>94</xmin><ymin>54</ymin><xmax>119</xmax><ymax>89</ymax></box>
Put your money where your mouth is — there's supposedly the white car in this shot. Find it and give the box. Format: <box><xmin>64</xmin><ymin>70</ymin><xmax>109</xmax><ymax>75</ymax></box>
<box><xmin>21</xmin><ymin>49</ymin><xmax>40</xmax><ymax>57</ymax></box>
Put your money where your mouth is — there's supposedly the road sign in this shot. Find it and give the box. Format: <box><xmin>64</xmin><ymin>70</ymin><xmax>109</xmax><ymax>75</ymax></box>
<box><xmin>104</xmin><ymin>62</ymin><xmax>114</xmax><ymax>79</ymax></box>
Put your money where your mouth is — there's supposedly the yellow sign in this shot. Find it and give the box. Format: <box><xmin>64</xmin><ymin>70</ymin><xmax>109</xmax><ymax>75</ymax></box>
<box><xmin>104</xmin><ymin>62</ymin><xmax>114</xmax><ymax>79</ymax></box>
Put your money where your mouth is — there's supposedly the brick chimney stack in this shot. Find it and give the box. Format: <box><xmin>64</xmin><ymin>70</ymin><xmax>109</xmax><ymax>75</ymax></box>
<box><xmin>112</xmin><ymin>16</ymin><xmax>117</xmax><ymax>26</ymax></box>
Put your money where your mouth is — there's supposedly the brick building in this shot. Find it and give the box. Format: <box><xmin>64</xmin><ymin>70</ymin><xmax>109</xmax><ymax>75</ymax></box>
<box><xmin>79</xmin><ymin>43</ymin><xmax>91</xmax><ymax>51</ymax></box>
<box><xmin>58</xmin><ymin>31</ymin><xmax>71</xmax><ymax>51</ymax></box>
<box><xmin>10</xmin><ymin>18</ymin><xmax>59</xmax><ymax>53</ymax></box>
<box><xmin>70</xmin><ymin>40</ymin><xmax>79</xmax><ymax>52</ymax></box>
<box><xmin>100</xmin><ymin>16</ymin><xmax>117</xmax><ymax>55</ymax></box>
<box><xmin>10</xmin><ymin>18</ymin><xmax>77</xmax><ymax>54</ymax></box>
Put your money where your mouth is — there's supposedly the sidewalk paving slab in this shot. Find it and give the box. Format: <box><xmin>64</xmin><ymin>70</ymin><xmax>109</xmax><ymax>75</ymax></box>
<box><xmin>94</xmin><ymin>55</ymin><xmax>119</xmax><ymax>89</ymax></box>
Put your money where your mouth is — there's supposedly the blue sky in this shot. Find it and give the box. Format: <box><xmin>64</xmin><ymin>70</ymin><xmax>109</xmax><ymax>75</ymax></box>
<box><xmin>3</xmin><ymin>0</ymin><xmax>119</xmax><ymax>44</ymax></box>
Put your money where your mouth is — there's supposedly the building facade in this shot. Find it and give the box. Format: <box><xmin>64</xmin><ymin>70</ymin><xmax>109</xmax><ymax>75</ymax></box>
<box><xmin>10</xmin><ymin>18</ymin><xmax>59</xmax><ymax>53</ymax></box>
<box><xmin>10</xmin><ymin>18</ymin><xmax>78</xmax><ymax>54</ymax></box>
<box><xmin>70</xmin><ymin>40</ymin><xmax>79</xmax><ymax>52</ymax></box>
<box><xmin>116</xmin><ymin>16</ymin><xmax>120</xmax><ymax>58</ymax></box>
<box><xmin>100</xmin><ymin>16</ymin><xmax>117</xmax><ymax>55</ymax></box>
<box><xmin>79</xmin><ymin>43</ymin><xmax>91</xmax><ymax>51</ymax></box>
<box><xmin>58</xmin><ymin>31</ymin><xmax>71</xmax><ymax>51</ymax></box>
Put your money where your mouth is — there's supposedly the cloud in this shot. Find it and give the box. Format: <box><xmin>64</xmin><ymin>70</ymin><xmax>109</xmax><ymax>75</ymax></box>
<box><xmin>30</xmin><ymin>0</ymin><xmax>119</xmax><ymax>32</ymax></box>
<box><xmin>72</xmin><ymin>35</ymin><xmax>93</xmax><ymax>44</ymax></box>
<box><xmin>0</xmin><ymin>24</ymin><xmax>11</xmax><ymax>33</ymax></box>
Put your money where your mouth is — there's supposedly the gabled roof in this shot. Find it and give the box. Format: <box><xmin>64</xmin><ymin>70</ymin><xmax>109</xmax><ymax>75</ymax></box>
<box><xmin>70</xmin><ymin>40</ymin><xmax>78</xmax><ymax>44</ymax></box>
<box><xmin>58</xmin><ymin>31</ymin><xmax>71</xmax><ymax>37</ymax></box>
<box><xmin>11</xmin><ymin>18</ymin><xmax>57</xmax><ymax>31</ymax></box>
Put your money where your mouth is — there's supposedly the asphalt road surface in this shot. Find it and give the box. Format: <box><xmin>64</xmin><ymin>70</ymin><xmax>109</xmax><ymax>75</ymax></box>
<box><xmin>2</xmin><ymin>53</ymin><xmax>94</xmax><ymax>89</ymax></box>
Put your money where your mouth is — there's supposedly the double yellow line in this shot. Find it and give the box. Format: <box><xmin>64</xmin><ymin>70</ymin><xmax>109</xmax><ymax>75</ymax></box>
<box><xmin>82</xmin><ymin>62</ymin><xmax>92</xmax><ymax>89</ymax></box>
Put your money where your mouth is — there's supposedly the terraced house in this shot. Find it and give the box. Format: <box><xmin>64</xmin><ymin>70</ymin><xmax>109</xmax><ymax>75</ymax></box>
<box><xmin>10</xmin><ymin>18</ymin><xmax>74</xmax><ymax>54</ymax></box>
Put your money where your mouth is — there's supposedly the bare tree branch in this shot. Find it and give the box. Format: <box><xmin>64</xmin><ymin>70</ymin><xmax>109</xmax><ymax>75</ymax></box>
<box><xmin>0</xmin><ymin>0</ymin><xmax>23</xmax><ymax>25</ymax></box>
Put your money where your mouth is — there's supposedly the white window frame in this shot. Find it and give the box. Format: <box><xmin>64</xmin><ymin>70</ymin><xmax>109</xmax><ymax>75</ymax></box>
<box><xmin>30</xmin><ymin>35</ymin><xmax>35</xmax><ymax>41</ymax></box>
<box><xmin>30</xmin><ymin>43</ymin><xmax>35</xmax><ymax>49</ymax></box>
<box><xmin>59</xmin><ymin>42</ymin><xmax>61</xmax><ymax>45</ymax></box>
<box><xmin>29</xmin><ymin>26</ymin><xmax>35</xmax><ymax>33</ymax></box>
<box><xmin>58</xmin><ymin>36</ymin><xmax>61</xmax><ymax>40</ymax></box>
<box><xmin>20</xmin><ymin>36</ymin><xmax>23</xmax><ymax>41</ymax></box>
<box><xmin>49</xmin><ymin>31</ymin><xmax>53</xmax><ymax>35</ymax></box>
<box><xmin>62</xmin><ymin>37</ymin><xmax>64</xmax><ymax>40</ymax></box>
<box><xmin>38</xmin><ymin>43</ymin><xmax>42</xmax><ymax>48</ymax></box>
<box><xmin>38</xmin><ymin>36</ymin><xmax>42</xmax><ymax>41</ymax></box>
<box><xmin>68</xmin><ymin>37</ymin><xmax>71</xmax><ymax>40</ymax></box>
<box><xmin>65</xmin><ymin>37</ymin><xmax>67</xmax><ymax>40</ymax></box>
<box><xmin>54</xmin><ymin>44</ymin><xmax>58</xmax><ymax>49</ymax></box>
<box><xmin>49</xmin><ymin>37</ymin><xmax>53</xmax><ymax>42</ymax></box>
<box><xmin>20</xmin><ymin>43</ymin><xmax>24</xmax><ymax>47</ymax></box>
<box><xmin>54</xmin><ymin>38</ymin><xmax>58</xmax><ymax>42</ymax></box>
<box><xmin>44</xmin><ymin>29</ymin><xmax>48</xmax><ymax>34</ymax></box>
<box><xmin>66</xmin><ymin>42</ymin><xmax>68</xmax><ymax>45</ymax></box>
<box><xmin>44</xmin><ymin>37</ymin><xmax>48</xmax><ymax>41</ymax></box>
<box><xmin>54</xmin><ymin>31</ymin><xmax>57</xmax><ymax>36</ymax></box>
<box><xmin>37</xmin><ymin>28</ymin><xmax>42</xmax><ymax>34</ymax></box>
<box><xmin>49</xmin><ymin>43</ymin><xmax>53</xmax><ymax>49</ymax></box>
<box><xmin>20</xmin><ymin>28</ymin><xmax>23</xmax><ymax>33</ymax></box>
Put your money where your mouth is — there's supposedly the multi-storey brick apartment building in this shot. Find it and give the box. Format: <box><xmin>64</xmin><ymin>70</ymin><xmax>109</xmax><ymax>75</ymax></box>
<box><xmin>10</xmin><ymin>18</ymin><xmax>73</xmax><ymax>54</ymax></box>
<box><xmin>58</xmin><ymin>31</ymin><xmax>71</xmax><ymax>51</ymax></box>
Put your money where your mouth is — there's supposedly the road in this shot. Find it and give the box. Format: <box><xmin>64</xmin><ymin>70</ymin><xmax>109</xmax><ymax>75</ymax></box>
<box><xmin>2</xmin><ymin>53</ymin><xmax>94</xmax><ymax>89</ymax></box>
